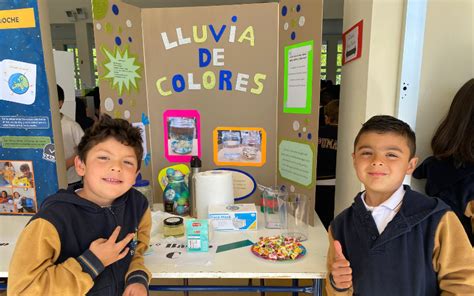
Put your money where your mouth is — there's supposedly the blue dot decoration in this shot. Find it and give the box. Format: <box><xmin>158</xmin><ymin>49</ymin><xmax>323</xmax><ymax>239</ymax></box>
<box><xmin>296</xmin><ymin>4</ymin><xmax>301</xmax><ymax>12</ymax></box>
<box><xmin>118</xmin><ymin>98</ymin><xmax>123</xmax><ymax>105</ymax></box>
<box><xmin>291</xmin><ymin>32</ymin><xmax>296</xmax><ymax>40</ymax></box>
<box><xmin>282</xmin><ymin>6</ymin><xmax>288</xmax><ymax>16</ymax></box>
<box><xmin>115</xmin><ymin>36</ymin><xmax>122</xmax><ymax>46</ymax></box>
<box><xmin>307</xmin><ymin>133</ymin><xmax>312</xmax><ymax>140</ymax></box>
<box><xmin>298</xmin><ymin>132</ymin><xmax>302</xmax><ymax>138</ymax></box>
<box><xmin>112</xmin><ymin>4</ymin><xmax>119</xmax><ymax>15</ymax></box>
<box><xmin>231</xmin><ymin>16</ymin><xmax>237</xmax><ymax>22</ymax></box>
<box><xmin>128</xmin><ymin>37</ymin><xmax>133</xmax><ymax>43</ymax></box>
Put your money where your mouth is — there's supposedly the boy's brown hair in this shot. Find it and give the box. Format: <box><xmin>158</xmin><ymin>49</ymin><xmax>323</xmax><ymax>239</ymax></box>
<box><xmin>77</xmin><ymin>114</ymin><xmax>143</xmax><ymax>170</ymax></box>
<box><xmin>354</xmin><ymin>115</ymin><xmax>416</xmax><ymax>158</ymax></box>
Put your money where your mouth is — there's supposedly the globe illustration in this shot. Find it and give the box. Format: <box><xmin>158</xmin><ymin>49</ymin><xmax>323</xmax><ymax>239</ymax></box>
<box><xmin>8</xmin><ymin>73</ymin><xmax>29</xmax><ymax>95</ymax></box>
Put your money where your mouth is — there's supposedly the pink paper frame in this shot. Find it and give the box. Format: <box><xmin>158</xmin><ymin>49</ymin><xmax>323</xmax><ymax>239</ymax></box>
<box><xmin>163</xmin><ymin>110</ymin><xmax>201</xmax><ymax>163</ymax></box>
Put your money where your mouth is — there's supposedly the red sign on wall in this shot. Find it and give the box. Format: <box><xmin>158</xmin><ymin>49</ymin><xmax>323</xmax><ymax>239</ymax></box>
<box><xmin>342</xmin><ymin>20</ymin><xmax>363</xmax><ymax>65</ymax></box>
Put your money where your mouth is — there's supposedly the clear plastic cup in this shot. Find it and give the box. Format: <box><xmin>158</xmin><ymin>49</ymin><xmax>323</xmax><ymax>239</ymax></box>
<box><xmin>262</xmin><ymin>186</ymin><xmax>287</xmax><ymax>229</ymax></box>
<box><xmin>278</xmin><ymin>193</ymin><xmax>309</xmax><ymax>241</ymax></box>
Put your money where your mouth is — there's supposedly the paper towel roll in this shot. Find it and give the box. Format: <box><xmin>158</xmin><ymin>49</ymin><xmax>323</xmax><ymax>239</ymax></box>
<box><xmin>194</xmin><ymin>170</ymin><xmax>234</xmax><ymax>219</ymax></box>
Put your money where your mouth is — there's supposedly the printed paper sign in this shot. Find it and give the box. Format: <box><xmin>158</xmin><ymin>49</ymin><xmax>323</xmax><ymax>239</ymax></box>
<box><xmin>342</xmin><ymin>20</ymin><xmax>363</xmax><ymax>65</ymax></box>
<box><xmin>101</xmin><ymin>45</ymin><xmax>142</xmax><ymax>95</ymax></box>
<box><xmin>278</xmin><ymin>139</ymin><xmax>315</xmax><ymax>187</ymax></box>
<box><xmin>132</xmin><ymin>122</ymin><xmax>147</xmax><ymax>160</ymax></box>
<box><xmin>284</xmin><ymin>40</ymin><xmax>314</xmax><ymax>114</ymax></box>
<box><xmin>0</xmin><ymin>59</ymin><xmax>37</xmax><ymax>105</ymax></box>
<box><xmin>0</xmin><ymin>8</ymin><xmax>35</xmax><ymax>30</ymax></box>
<box><xmin>0</xmin><ymin>116</ymin><xmax>49</xmax><ymax>129</ymax></box>
<box><xmin>215</xmin><ymin>168</ymin><xmax>257</xmax><ymax>201</ymax></box>
<box><xmin>1</xmin><ymin>136</ymin><xmax>50</xmax><ymax>149</ymax></box>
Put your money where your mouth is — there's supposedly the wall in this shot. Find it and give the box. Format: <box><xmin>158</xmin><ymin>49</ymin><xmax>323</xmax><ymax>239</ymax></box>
<box><xmin>412</xmin><ymin>0</ymin><xmax>474</xmax><ymax>191</ymax></box>
<box><xmin>335</xmin><ymin>0</ymin><xmax>473</xmax><ymax>214</ymax></box>
<box><xmin>323</xmin><ymin>0</ymin><xmax>344</xmax><ymax>19</ymax></box>
<box><xmin>47</xmin><ymin>0</ymin><xmax>93</xmax><ymax>24</ymax></box>
<box><xmin>47</xmin><ymin>0</ymin><xmax>96</xmax><ymax>89</ymax></box>
<box><xmin>50</xmin><ymin>24</ymin><xmax>76</xmax><ymax>49</ymax></box>
<box><xmin>322</xmin><ymin>19</ymin><xmax>343</xmax><ymax>83</ymax></box>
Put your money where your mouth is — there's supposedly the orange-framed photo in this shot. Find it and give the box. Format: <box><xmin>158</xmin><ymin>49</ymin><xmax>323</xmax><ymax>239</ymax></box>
<box><xmin>213</xmin><ymin>127</ymin><xmax>266</xmax><ymax>167</ymax></box>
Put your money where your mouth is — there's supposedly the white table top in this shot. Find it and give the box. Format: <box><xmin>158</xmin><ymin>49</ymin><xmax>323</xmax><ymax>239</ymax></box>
<box><xmin>0</xmin><ymin>210</ymin><xmax>329</xmax><ymax>280</ymax></box>
<box><xmin>0</xmin><ymin>214</ymin><xmax>31</xmax><ymax>278</ymax></box>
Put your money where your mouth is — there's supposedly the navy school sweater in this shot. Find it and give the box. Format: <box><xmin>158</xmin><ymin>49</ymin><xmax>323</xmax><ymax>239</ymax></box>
<box><xmin>330</xmin><ymin>186</ymin><xmax>450</xmax><ymax>296</ymax></box>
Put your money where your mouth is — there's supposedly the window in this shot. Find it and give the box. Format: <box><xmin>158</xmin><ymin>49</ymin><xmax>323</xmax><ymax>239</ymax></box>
<box><xmin>92</xmin><ymin>47</ymin><xmax>98</xmax><ymax>86</ymax></box>
<box><xmin>336</xmin><ymin>40</ymin><xmax>342</xmax><ymax>85</ymax></box>
<box><xmin>320</xmin><ymin>41</ymin><xmax>327</xmax><ymax>80</ymax></box>
<box><xmin>65</xmin><ymin>45</ymin><xmax>81</xmax><ymax>90</ymax></box>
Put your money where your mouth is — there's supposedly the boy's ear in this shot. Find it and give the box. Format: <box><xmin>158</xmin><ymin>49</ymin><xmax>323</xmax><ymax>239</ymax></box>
<box><xmin>74</xmin><ymin>156</ymin><xmax>86</xmax><ymax>177</ymax></box>
<box><xmin>406</xmin><ymin>156</ymin><xmax>419</xmax><ymax>175</ymax></box>
<box><xmin>351</xmin><ymin>152</ymin><xmax>356</xmax><ymax>167</ymax></box>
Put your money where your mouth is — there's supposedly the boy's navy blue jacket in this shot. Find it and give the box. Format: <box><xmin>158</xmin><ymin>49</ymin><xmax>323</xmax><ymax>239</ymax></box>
<box><xmin>413</xmin><ymin>156</ymin><xmax>474</xmax><ymax>245</ymax></box>
<box><xmin>326</xmin><ymin>186</ymin><xmax>474</xmax><ymax>296</ymax></box>
<box><xmin>8</xmin><ymin>187</ymin><xmax>152</xmax><ymax>295</ymax></box>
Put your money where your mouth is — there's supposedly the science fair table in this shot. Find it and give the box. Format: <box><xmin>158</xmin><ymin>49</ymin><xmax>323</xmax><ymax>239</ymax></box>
<box><xmin>0</xmin><ymin>210</ymin><xmax>328</xmax><ymax>295</ymax></box>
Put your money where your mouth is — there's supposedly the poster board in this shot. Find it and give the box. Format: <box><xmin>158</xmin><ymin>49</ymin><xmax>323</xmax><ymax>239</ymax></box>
<box><xmin>93</xmin><ymin>0</ymin><xmax>322</xmax><ymax>224</ymax></box>
<box><xmin>0</xmin><ymin>0</ymin><xmax>64</xmax><ymax>212</ymax></box>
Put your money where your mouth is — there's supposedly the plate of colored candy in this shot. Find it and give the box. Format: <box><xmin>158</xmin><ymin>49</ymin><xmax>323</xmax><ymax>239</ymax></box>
<box><xmin>251</xmin><ymin>235</ymin><xmax>306</xmax><ymax>261</ymax></box>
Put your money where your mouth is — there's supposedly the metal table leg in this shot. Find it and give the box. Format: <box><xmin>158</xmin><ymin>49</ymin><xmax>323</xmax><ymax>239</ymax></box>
<box><xmin>312</xmin><ymin>279</ymin><xmax>323</xmax><ymax>296</ymax></box>
<box><xmin>292</xmin><ymin>279</ymin><xmax>298</xmax><ymax>296</ymax></box>
<box><xmin>183</xmin><ymin>278</ymin><xmax>189</xmax><ymax>296</ymax></box>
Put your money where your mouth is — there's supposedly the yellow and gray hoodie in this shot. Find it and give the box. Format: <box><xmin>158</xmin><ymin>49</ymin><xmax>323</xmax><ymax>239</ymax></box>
<box><xmin>8</xmin><ymin>187</ymin><xmax>151</xmax><ymax>295</ymax></box>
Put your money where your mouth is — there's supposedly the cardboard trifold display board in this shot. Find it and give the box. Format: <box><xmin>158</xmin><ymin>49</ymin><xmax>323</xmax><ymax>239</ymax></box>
<box><xmin>93</xmin><ymin>0</ymin><xmax>322</xmax><ymax>224</ymax></box>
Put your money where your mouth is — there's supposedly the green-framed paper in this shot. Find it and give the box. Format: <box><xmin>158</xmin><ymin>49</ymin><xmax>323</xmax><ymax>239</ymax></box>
<box><xmin>278</xmin><ymin>138</ymin><xmax>316</xmax><ymax>188</ymax></box>
<box><xmin>283</xmin><ymin>40</ymin><xmax>314</xmax><ymax>114</ymax></box>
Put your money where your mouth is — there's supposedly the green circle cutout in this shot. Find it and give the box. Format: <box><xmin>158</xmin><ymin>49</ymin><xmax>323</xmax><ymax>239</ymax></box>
<box><xmin>92</xmin><ymin>0</ymin><xmax>109</xmax><ymax>20</ymax></box>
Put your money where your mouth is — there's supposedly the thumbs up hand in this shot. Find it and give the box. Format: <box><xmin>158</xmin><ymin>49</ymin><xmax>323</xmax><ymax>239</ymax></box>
<box><xmin>330</xmin><ymin>240</ymin><xmax>353</xmax><ymax>289</ymax></box>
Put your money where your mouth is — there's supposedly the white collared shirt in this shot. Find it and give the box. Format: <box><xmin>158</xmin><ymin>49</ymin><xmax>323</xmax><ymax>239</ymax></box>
<box><xmin>361</xmin><ymin>185</ymin><xmax>405</xmax><ymax>234</ymax></box>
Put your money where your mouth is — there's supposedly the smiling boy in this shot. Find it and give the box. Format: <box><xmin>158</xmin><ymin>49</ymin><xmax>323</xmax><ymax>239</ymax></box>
<box><xmin>8</xmin><ymin>115</ymin><xmax>151</xmax><ymax>296</ymax></box>
<box><xmin>326</xmin><ymin>115</ymin><xmax>474</xmax><ymax>295</ymax></box>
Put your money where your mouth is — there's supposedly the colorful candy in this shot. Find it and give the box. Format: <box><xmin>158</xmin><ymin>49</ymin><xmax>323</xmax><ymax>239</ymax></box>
<box><xmin>251</xmin><ymin>235</ymin><xmax>305</xmax><ymax>261</ymax></box>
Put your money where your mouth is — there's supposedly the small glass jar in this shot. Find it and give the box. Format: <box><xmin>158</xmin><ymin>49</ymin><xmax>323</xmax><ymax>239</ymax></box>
<box><xmin>134</xmin><ymin>178</ymin><xmax>153</xmax><ymax>210</ymax></box>
<box><xmin>163</xmin><ymin>169</ymin><xmax>190</xmax><ymax>215</ymax></box>
<box><xmin>222</xmin><ymin>131</ymin><xmax>241</xmax><ymax>160</ymax></box>
<box><xmin>241</xmin><ymin>131</ymin><xmax>260</xmax><ymax>160</ymax></box>
<box><xmin>163</xmin><ymin>217</ymin><xmax>184</xmax><ymax>237</ymax></box>
<box><xmin>169</xmin><ymin>117</ymin><xmax>195</xmax><ymax>155</ymax></box>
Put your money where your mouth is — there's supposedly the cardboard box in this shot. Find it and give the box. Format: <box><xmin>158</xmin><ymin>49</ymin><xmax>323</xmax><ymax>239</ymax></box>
<box><xmin>208</xmin><ymin>203</ymin><xmax>257</xmax><ymax>231</ymax></box>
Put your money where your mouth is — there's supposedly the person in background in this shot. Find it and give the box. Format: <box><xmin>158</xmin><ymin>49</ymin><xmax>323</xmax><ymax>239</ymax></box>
<box><xmin>8</xmin><ymin>115</ymin><xmax>151</xmax><ymax>295</ymax></box>
<box><xmin>413</xmin><ymin>78</ymin><xmax>474</xmax><ymax>245</ymax></box>
<box><xmin>319</xmin><ymin>84</ymin><xmax>339</xmax><ymax>128</ymax></box>
<box><xmin>86</xmin><ymin>87</ymin><xmax>101</xmax><ymax>120</ymax></box>
<box><xmin>75</xmin><ymin>97</ymin><xmax>95</xmax><ymax>131</ymax></box>
<box><xmin>326</xmin><ymin>115</ymin><xmax>473</xmax><ymax>295</ymax></box>
<box><xmin>316</xmin><ymin>100</ymin><xmax>339</xmax><ymax>229</ymax></box>
<box><xmin>58</xmin><ymin>85</ymin><xmax>85</xmax><ymax>187</ymax></box>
